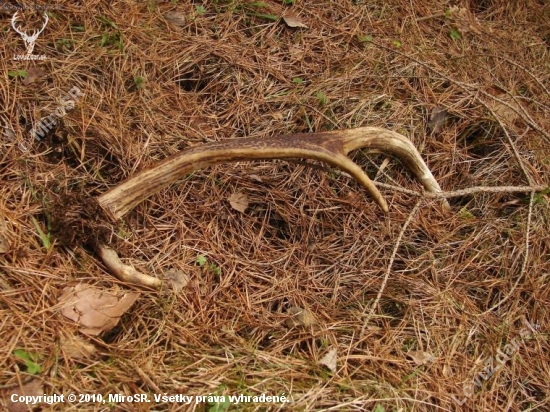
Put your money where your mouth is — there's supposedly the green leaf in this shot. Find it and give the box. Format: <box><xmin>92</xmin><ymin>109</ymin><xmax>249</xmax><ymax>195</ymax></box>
<box><xmin>100</xmin><ymin>33</ymin><xmax>109</xmax><ymax>47</ymax></box>
<box><xmin>134</xmin><ymin>76</ymin><xmax>145</xmax><ymax>90</ymax></box>
<box><xmin>450</xmin><ymin>28</ymin><xmax>461</xmax><ymax>40</ymax></box>
<box><xmin>31</xmin><ymin>217</ymin><xmax>51</xmax><ymax>250</ymax></box>
<box><xmin>250</xmin><ymin>12</ymin><xmax>279</xmax><ymax>21</ymax></box>
<box><xmin>99</xmin><ymin>31</ymin><xmax>124</xmax><ymax>52</ymax></box>
<box><xmin>14</xmin><ymin>349</ymin><xmax>42</xmax><ymax>375</ymax></box>
<box><xmin>392</xmin><ymin>39</ymin><xmax>402</xmax><ymax>48</ymax></box>
<box><xmin>195</xmin><ymin>5</ymin><xmax>206</xmax><ymax>15</ymax></box>
<box><xmin>357</xmin><ymin>34</ymin><xmax>373</xmax><ymax>43</ymax></box>
<box><xmin>8</xmin><ymin>70</ymin><xmax>27</xmax><ymax>78</ymax></box>
<box><xmin>96</xmin><ymin>16</ymin><xmax>118</xmax><ymax>29</ymax></box>
<box><xmin>248</xmin><ymin>1</ymin><xmax>269</xmax><ymax>7</ymax></box>
<box><xmin>459</xmin><ymin>207</ymin><xmax>475</xmax><ymax>220</ymax></box>
<box><xmin>209</xmin><ymin>264</ymin><xmax>221</xmax><ymax>276</ymax></box>
<box><xmin>316</xmin><ymin>91</ymin><xmax>328</xmax><ymax>106</ymax></box>
<box><xmin>533</xmin><ymin>187</ymin><xmax>550</xmax><ymax>205</ymax></box>
<box><xmin>71</xmin><ymin>25</ymin><xmax>85</xmax><ymax>32</ymax></box>
<box><xmin>292</xmin><ymin>77</ymin><xmax>303</xmax><ymax>85</ymax></box>
<box><xmin>196</xmin><ymin>255</ymin><xmax>207</xmax><ymax>267</ymax></box>
<box><xmin>208</xmin><ymin>397</ymin><xmax>230</xmax><ymax>412</ymax></box>
<box><xmin>373</xmin><ymin>405</ymin><xmax>385</xmax><ymax>412</ymax></box>
<box><xmin>56</xmin><ymin>38</ymin><xmax>74</xmax><ymax>48</ymax></box>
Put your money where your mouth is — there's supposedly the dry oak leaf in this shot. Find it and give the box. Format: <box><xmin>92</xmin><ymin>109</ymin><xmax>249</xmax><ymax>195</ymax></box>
<box><xmin>60</xmin><ymin>333</ymin><xmax>97</xmax><ymax>361</ymax></box>
<box><xmin>282</xmin><ymin>13</ymin><xmax>308</xmax><ymax>28</ymax></box>
<box><xmin>164</xmin><ymin>268</ymin><xmax>190</xmax><ymax>293</ymax></box>
<box><xmin>319</xmin><ymin>347</ymin><xmax>337</xmax><ymax>372</ymax></box>
<box><xmin>286</xmin><ymin>306</ymin><xmax>317</xmax><ymax>327</ymax></box>
<box><xmin>228</xmin><ymin>192</ymin><xmax>249</xmax><ymax>213</ymax></box>
<box><xmin>485</xmin><ymin>88</ymin><xmax>523</xmax><ymax>124</ymax></box>
<box><xmin>58</xmin><ymin>284</ymin><xmax>139</xmax><ymax>336</ymax></box>
<box><xmin>407</xmin><ymin>350</ymin><xmax>435</xmax><ymax>365</ymax></box>
<box><xmin>22</xmin><ymin>67</ymin><xmax>45</xmax><ymax>85</ymax></box>
<box><xmin>427</xmin><ymin>106</ymin><xmax>447</xmax><ymax>134</ymax></box>
<box><xmin>164</xmin><ymin>11</ymin><xmax>186</xmax><ymax>27</ymax></box>
<box><xmin>4</xmin><ymin>379</ymin><xmax>43</xmax><ymax>412</ymax></box>
<box><xmin>447</xmin><ymin>5</ymin><xmax>482</xmax><ymax>35</ymax></box>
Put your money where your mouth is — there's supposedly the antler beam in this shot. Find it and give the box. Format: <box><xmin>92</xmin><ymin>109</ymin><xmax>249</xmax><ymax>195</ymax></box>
<box><xmin>97</xmin><ymin>127</ymin><xmax>449</xmax><ymax>221</ymax></box>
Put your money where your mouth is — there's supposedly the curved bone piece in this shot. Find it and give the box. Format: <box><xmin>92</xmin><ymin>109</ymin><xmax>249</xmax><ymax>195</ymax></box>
<box><xmin>98</xmin><ymin>127</ymin><xmax>449</xmax><ymax>220</ymax></box>
<box><xmin>96</xmin><ymin>243</ymin><xmax>162</xmax><ymax>288</ymax></box>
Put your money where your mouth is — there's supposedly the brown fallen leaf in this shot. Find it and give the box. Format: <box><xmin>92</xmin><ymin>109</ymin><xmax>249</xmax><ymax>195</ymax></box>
<box><xmin>22</xmin><ymin>67</ymin><xmax>45</xmax><ymax>85</ymax></box>
<box><xmin>60</xmin><ymin>333</ymin><xmax>97</xmax><ymax>361</ymax></box>
<box><xmin>228</xmin><ymin>192</ymin><xmax>249</xmax><ymax>213</ymax></box>
<box><xmin>4</xmin><ymin>379</ymin><xmax>43</xmax><ymax>412</ymax></box>
<box><xmin>447</xmin><ymin>5</ymin><xmax>482</xmax><ymax>35</ymax></box>
<box><xmin>2</xmin><ymin>126</ymin><xmax>16</xmax><ymax>142</ymax></box>
<box><xmin>427</xmin><ymin>106</ymin><xmax>447</xmax><ymax>134</ymax></box>
<box><xmin>58</xmin><ymin>284</ymin><xmax>139</xmax><ymax>336</ymax></box>
<box><xmin>282</xmin><ymin>13</ymin><xmax>308</xmax><ymax>28</ymax></box>
<box><xmin>248</xmin><ymin>174</ymin><xmax>263</xmax><ymax>183</ymax></box>
<box><xmin>319</xmin><ymin>348</ymin><xmax>337</xmax><ymax>372</ymax></box>
<box><xmin>164</xmin><ymin>11</ymin><xmax>186</xmax><ymax>27</ymax></box>
<box><xmin>407</xmin><ymin>350</ymin><xmax>435</xmax><ymax>365</ymax></box>
<box><xmin>270</xmin><ymin>111</ymin><xmax>284</xmax><ymax>121</ymax></box>
<box><xmin>485</xmin><ymin>88</ymin><xmax>523</xmax><ymax>124</ymax></box>
<box><xmin>286</xmin><ymin>306</ymin><xmax>317</xmax><ymax>327</ymax></box>
<box><xmin>164</xmin><ymin>268</ymin><xmax>190</xmax><ymax>293</ymax></box>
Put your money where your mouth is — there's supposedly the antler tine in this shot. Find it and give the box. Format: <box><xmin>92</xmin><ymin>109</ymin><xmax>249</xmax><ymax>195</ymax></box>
<box><xmin>97</xmin><ymin>127</ymin><xmax>449</xmax><ymax>220</ymax></box>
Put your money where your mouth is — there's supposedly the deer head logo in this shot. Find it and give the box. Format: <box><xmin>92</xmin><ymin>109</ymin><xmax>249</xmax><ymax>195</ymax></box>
<box><xmin>11</xmin><ymin>11</ymin><xmax>49</xmax><ymax>57</ymax></box>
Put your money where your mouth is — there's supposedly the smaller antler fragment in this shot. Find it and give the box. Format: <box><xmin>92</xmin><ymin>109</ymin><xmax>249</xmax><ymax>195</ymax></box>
<box><xmin>96</xmin><ymin>243</ymin><xmax>162</xmax><ymax>289</ymax></box>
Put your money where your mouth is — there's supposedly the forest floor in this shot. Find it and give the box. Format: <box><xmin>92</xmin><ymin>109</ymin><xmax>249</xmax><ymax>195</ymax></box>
<box><xmin>1</xmin><ymin>1</ymin><xmax>549</xmax><ymax>411</ymax></box>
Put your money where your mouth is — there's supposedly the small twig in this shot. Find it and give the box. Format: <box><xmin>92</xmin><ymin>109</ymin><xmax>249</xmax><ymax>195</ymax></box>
<box><xmin>372</xmin><ymin>182</ymin><xmax>548</xmax><ymax>199</ymax></box>
<box><xmin>361</xmin><ymin>199</ymin><xmax>422</xmax><ymax>335</ymax></box>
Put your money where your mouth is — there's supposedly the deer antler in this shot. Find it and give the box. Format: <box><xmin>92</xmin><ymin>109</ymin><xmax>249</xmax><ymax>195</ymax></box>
<box><xmin>87</xmin><ymin>127</ymin><xmax>449</xmax><ymax>288</ymax></box>
<box><xmin>98</xmin><ymin>127</ymin><xmax>449</xmax><ymax>220</ymax></box>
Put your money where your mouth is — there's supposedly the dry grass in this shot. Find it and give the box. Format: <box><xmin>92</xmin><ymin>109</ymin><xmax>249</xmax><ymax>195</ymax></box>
<box><xmin>1</xmin><ymin>0</ymin><xmax>549</xmax><ymax>411</ymax></box>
